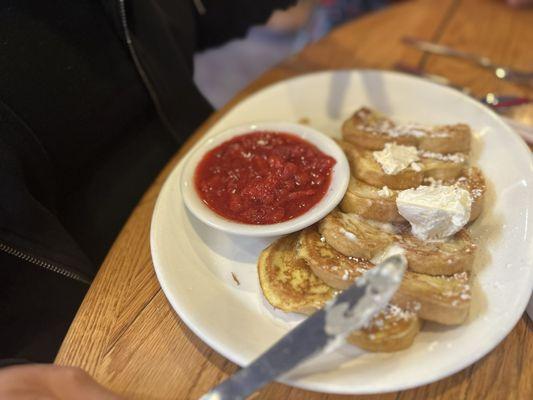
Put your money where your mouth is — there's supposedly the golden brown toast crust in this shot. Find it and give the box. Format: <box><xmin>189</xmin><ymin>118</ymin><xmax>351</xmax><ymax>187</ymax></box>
<box><xmin>318</xmin><ymin>211</ymin><xmax>394</xmax><ymax>260</ymax></box>
<box><xmin>339</xmin><ymin>141</ymin><xmax>424</xmax><ymax>190</ymax></box>
<box><xmin>340</xmin><ymin>140</ymin><xmax>468</xmax><ymax>190</ymax></box>
<box><xmin>342</xmin><ymin>107</ymin><xmax>471</xmax><ymax>153</ymax></box>
<box><xmin>318</xmin><ymin>211</ymin><xmax>476</xmax><ymax>276</ymax></box>
<box><xmin>347</xmin><ymin>304</ymin><xmax>422</xmax><ymax>352</ymax></box>
<box><xmin>419</xmin><ymin>124</ymin><xmax>471</xmax><ymax>153</ymax></box>
<box><xmin>341</xmin><ymin>108</ymin><xmax>418</xmax><ymax>150</ymax></box>
<box><xmin>258</xmin><ymin>233</ymin><xmax>335</xmax><ymax>314</ymax></box>
<box><xmin>261</xmin><ymin>231</ymin><xmax>422</xmax><ymax>351</ymax></box>
<box><xmin>395</xmin><ymin>271</ymin><xmax>471</xmax><ymax>325</ymax></box>
<box><xmin>297</xmin><ymin>227</ymin><xmax>472</xmax><ymax>325</ymax></box>
<box><xmin>420</xmin><ymin>154</ymin><xmax>466</xmax><ymax>181</ymax></box>
<box><xmin>341</xmin><ymin>168</ymin><xmax>486</xmax><ymax>225</ymax></box>
<box><xmin>340</xmin><ymin>177</ymin><xmax>403</xmax><ymax>222</ymax></box>
<box><xmin>399</xmin><ymin>226</ymin><xmax>476</xmax><ymax>276</ymax></box>
<box><xmin>454</xmin><ymin>167</ymin><xmax>486</xmax><ymax>223</ymax></box>
<box><xmin>296</xmin><ymin>227</ymin><xmax>373</xmax><ymax>289</ymax></box>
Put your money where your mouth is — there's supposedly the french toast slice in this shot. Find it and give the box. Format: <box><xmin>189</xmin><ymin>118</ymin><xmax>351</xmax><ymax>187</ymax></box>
<box><xmin>341</xmin><ymin>107</ymin><xmax>419</xmax><ymax>150</ymax></box>
<box><xmin>339</xmin><ymin>140</ymin><xmax>423</xmax><ymax>190</ymax></box>
<box><xmin>418</xmin><ymin>124</ymin><xmax>471</xmax><ymax>154</ymax></box>
<box><xmin>318</xmin><ymin>211</ymin><xmax>395</xmax><ymax>260</ymax></box>
<box><xmin>394</xmin><ymin>270</ymin><xmax>471</xmax><ymax>325</ymax></box>
<box><xmin>318</xmin><ymin>211</ymin><xmax>476</xmax><ymax>276</ymax></box>
<box><xmin>342</xmin><ymin>107</ymin><xmax>471</xmax><ymax>153</ymax></box>
<box><xmin>340</xmin><ymin>140</ymin><xmax>467</xmax><ymax>190</ymax></box>
<box><xmin>297</xmin><ymin>228</ymin><xmax>471</xmax><ymax>325</ymax></box>
<box><xmin>347</xmin><ymin>304</ymin><xmax>421</xmax><ymax>352</ymax></box>
<box><xmin>341</xmin><ymin>168</ymin><xmax>486</xmax><ymax>224</ymax></box>
<box><xmin>296</xmin><ymin>227</ymin><xmax>375</xmax><ymax>288</ymax></box>
<box><xmin>259</xmin><ymin>233</ymin><xmax>421</xmax><ymax>351</ymax></box>
<box><xmin>258</xmin><ymin>233</ymin><xmax>335</xmax><ymax>314</ymax></box>
<box><xmin>399</xmin><ymin>226</ymin><xmax>476</xmax><ymax>276</ymax></box>
<box><xmin>419</xmin><ymin>151</ymin><xmax>467</xmax><ymax>181</ymax></box>
<box><xmin>340</xmin><ymin>176</ymin><xmax>403</xmax><ymax>222</ymax></box>
<box><xmin>453</xmin><ymin>167</ymin><xmax>486</xmax><ymax>222</ymax></box>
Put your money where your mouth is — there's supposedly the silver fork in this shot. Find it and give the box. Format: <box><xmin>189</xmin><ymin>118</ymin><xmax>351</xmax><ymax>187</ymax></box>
<box><xmin>403</xmin><ymin>37</ymin><xmax>533</xmax><ymax>86</ymax></box>
<box><xmin>393</xmin><ymin>63</ymin><xmax>533</xmax><ymax>143</ymax></box>
<box><xmin>394</xmin><ymin>63</ymin><xmax>531</xmax><ymax>107</ymax></box>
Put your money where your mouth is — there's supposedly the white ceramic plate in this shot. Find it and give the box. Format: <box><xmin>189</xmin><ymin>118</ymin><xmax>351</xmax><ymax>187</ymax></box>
<box><xmin>150</xmin><ymin>70</ymin><xmax>533</xmax><ymax>394</ymax></box>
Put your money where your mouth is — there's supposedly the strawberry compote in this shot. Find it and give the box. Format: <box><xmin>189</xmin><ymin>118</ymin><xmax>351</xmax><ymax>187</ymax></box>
<box><xmin>194</xmin><ymin>131</ymin><xmax>336</xmax><ymax>224</ymax></box>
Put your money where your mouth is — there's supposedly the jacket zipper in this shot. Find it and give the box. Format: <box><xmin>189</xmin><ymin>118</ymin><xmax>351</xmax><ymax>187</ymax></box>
<box><xmin>0</xmin><ymin>241</ymin><xmax>90</xmax><ymax>284</ymax></box>
<box><xmin>117</xmin><ymin>0</ymin><xmax>179</xmax><ymax>139</ymax></box>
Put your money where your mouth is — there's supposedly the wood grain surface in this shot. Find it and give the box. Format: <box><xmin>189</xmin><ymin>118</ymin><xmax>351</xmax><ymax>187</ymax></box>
<box><xmin>55</xmin><ymin>0</ymin><xmax>533</xmax><ymax>399</ymax></box>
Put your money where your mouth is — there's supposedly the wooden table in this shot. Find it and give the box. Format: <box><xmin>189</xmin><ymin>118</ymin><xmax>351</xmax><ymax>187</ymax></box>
<box><xmin>56</xmin><ymin>0</ymin><xmax>533</xmax><ymax>399</ymax></box>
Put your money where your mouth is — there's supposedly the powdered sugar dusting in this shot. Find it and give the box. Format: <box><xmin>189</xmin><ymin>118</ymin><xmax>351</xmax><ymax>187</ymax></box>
<box><xmin>356</xmin><ymin>121</ymin><xmax>428</xmax><ymax>138</ymax></box>
<box><xmin>420</xmin><ymin>150</ymin><xmax>467</xmax><ymax>164</ymax></box>
<box><xmin>471</xmin><ymin>188</ymin><xmax>483</xmax><ymax>199</ymax></box>
<box><xmin>339</xmin><ymin>227</ymin><xmax>357</xmax><ymax>241</ymax></box>
<box><xmin>342</xmin><ymin>270</ymin><xmax>350</xmax><ymax>281</ymax></box>
<box><xmin>364</xmin><ymin>304</ymin><xmax>416</xmax><ymax>330</ymax></box>
<box><xmin>377</xmin><ymin>186</ymin><xmax>393</xmax><ymax>198</ymax></box>
<box><xmin>410</xmin><ymin>162</ymin><xmax>422</xmax><ymax>172</ymax></box>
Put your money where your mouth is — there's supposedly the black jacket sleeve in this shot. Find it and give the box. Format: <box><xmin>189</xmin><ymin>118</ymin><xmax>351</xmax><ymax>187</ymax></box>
<box><xmin>0</xmin><ymin>252</ymin><xmax>88</xmax><ymax>362</ymax></box>
<box><xmin>0</xmin><ymin>0</ymin><xmax>297</xmax><ymax>363</ymax></box>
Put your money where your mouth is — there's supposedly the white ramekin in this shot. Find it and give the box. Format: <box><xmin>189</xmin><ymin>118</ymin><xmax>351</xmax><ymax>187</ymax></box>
<box><xmin>180</xmin><ymin>122</ymin><xmax>349</xmax><ymax>237</ymax></box>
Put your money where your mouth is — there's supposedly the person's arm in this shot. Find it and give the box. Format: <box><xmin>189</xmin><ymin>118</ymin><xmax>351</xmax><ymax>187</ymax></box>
<box><xmin>0</xmin><ymin>364</ymin><xmax>123</xmax><ymax>400</ymax></box>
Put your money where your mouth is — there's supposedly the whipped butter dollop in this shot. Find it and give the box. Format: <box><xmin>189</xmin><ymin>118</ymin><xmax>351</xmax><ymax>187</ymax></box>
<box><xmin>372</xmin><ymin>143</ymin><xmax>420</xmax><ymax>175</ymax></box>
<box><xmin>396</xmin><ymin>185</ymin><xmax>472</xmax><ymax>241</ymax></box>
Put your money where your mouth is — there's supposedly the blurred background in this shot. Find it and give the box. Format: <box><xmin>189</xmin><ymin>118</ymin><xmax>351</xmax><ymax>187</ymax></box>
<box><xmin>195</xmin><ymin>0</ymin><xmax>391</xmax><ymax>108</ymax></box>
<box><xmin>195</xmin><ymin>0</ymin><xmax>533</xmax><ymax>141</ymax></box>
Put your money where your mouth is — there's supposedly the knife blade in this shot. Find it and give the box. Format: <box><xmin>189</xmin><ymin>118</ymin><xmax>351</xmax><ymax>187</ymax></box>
<box><xmin>201</xmin><ymin>254</ymin><xmax>407</xmax><ymax>400</ymax></box>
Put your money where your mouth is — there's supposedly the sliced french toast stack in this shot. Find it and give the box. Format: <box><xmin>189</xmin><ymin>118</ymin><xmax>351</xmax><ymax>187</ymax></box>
<box><xmin>257</xmin><ymin>107</ymin><xmax>486</xmax><ymax>353</ymax></box>
<box><xmin>258</xmin><ymin>232</ymin><xmax>421</xmax><ymax>352</ymax></box>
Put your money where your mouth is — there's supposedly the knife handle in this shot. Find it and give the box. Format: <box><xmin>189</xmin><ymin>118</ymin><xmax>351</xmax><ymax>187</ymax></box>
<box><xmin>200</xmin><ymin>310</ymin><xmax>330</xmax><ymax>399</ymax></box>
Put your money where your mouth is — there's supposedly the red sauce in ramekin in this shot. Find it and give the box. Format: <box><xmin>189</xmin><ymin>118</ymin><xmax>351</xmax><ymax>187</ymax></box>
<box><xmin>194</xmin><ymin>131</ymin><xmax>336</xmax><ymax>225</ymax></box>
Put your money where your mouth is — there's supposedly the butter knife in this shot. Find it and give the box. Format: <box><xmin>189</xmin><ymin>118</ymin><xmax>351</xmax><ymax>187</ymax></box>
<box><xmin>201</xmin><ymin>254</ymin><xmax>406</xmax><ymax>400</ymax></box>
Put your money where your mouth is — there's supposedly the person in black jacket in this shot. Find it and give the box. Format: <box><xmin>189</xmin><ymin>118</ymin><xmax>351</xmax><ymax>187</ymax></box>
<box><xmin>0</xmin><ymin>0</ymin><xmax>293</xmax><ymax>382</ymax></box>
